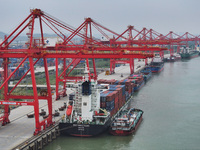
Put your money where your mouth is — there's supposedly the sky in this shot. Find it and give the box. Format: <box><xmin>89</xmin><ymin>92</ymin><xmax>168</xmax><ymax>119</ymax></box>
<box><xmin>0</xmin><ymin>0</ymin><xmax>200</xmax><ymax>36</ymax></box>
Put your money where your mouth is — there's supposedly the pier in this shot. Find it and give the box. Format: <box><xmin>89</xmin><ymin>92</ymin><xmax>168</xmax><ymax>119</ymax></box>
<box><xmin>0</xmin><ymin>93</ymin><xmax>66</xmax><ymax>150</ymax></box>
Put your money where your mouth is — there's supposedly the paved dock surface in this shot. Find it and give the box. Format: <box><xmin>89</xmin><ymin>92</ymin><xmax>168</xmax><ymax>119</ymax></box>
<box><xmin>0</xmin><ymin>94</ymin><xmax>67</xmax><ymax>150</ymax></box>
<box><xmin>98</xmin><ymin>58</ymin><xmax>150</xmax><ymax>80</ymax></box>
<box><xmin>0</xmin><ymin>59</ymin><xmax>148</xmax><ymax>150</ymax></box>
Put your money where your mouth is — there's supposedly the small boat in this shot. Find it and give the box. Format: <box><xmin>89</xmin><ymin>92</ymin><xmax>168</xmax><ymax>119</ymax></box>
<box><xmin>109</xmin><ymin>108</ymin><xmax>143</xmax><ymax>136</ymax></box>
<box><xmin>66</xmin><ymin>105</ymin><xmax>72</xmax><ymax>116</ymax></box>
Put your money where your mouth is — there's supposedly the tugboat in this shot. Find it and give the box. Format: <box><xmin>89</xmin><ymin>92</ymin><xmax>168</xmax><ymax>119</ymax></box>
<box><xmin>59</xmin><ymin>66</ymin><xmax>112</xmax><ymax>137</ymax></box>
<box><xmin>109</xmin><ymin>108</ymin><xmax>143</xmax><ymax>136</ymax></box>
<box><xmin>179</xmin><ymin>47</ymin><xmax>199</xmax><ymax>59</ymax></box>
<box><xmin>148</xmin><ymin>54</ymin><xmax>164</xmax><ymax>73</ymax></box>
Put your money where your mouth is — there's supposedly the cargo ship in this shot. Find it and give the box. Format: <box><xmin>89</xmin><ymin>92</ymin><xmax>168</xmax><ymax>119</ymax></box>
<box><xmin>59</xmin><ymin>68</ymin><xmax>134</xmax><ymax>137</ymax></box>
<box><xmin>148</xmin><ymin>55</ymin><xmax>164</xmax><ymax>73</ymax></box>
<box><xmin>128</xmin><ymin>74</ymin><xmax>145</xmax><ymax>91</ymax></box>
<box><xmin>179</xmin><ymin>47</ymin><xmax>199</xmax><ymax>59</ymax></box>
<box><xmin>59</xmin><ymin>81</ymin><xmax>110</xmax><ymax>136</ymax></box>
<box><xmin>140</xmin><ymin>68</ymin><xmax>152</xmax><ymax>82</ymax></box>
<box><xmin>109</xmin><ymin>108</ymin><xmax>143</xmax><ymax>136</ymax></box>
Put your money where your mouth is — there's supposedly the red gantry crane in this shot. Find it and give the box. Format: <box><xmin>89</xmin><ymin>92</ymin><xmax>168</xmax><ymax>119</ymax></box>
<box><xmin>0</xmin><ymin>9</ymin><xmax>157</xmax><ymax>134</ymax></box>
<box><xmin>100</xmin><ymin>26</ymin><xmax>168</xmax><ymax>74</ymax></box>
<box><xmin>1</xmin><ymin>9</ymin><xmax>198</xmax><ymax>135</ymax></box>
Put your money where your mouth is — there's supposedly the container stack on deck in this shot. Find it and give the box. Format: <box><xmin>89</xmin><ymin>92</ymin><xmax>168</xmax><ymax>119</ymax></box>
<box><xmin>128</xmin><ymin>74</ymin><xmax>145</xmax><ymax>91</ymax></box>
<box><xmin>99</xmin><ymin>84</ymin><xmax>132</xmax><ymax>117</ymax></box>
<box><xmin>109</xmin><ymin>85</ymin><xmax>126</xmax><ymax>110</ymax></box>
<box><xmin>140</xmin><ymin>68</ymin><xmax>152</xmax><ymax>82</ymax></box>
<box><xmin>100</xmin><ymin>91</ymin><xmax>114</xmax><ymax>116</ymax></box>
<box><xmin>98</xmin><ymin>79</ymin><xmax>116</xmax><ymax>85</ymax></box>
<box><xmin>98</xmin><ymin>73</ymin><xmax>147</xmax><ymax>117</ymax></box>
<box><xmin>100</xmin><ymin>88</ymin><xmax>123</xmax><ymax>116</ymax></box>
<box><xmin>117</xmin><ymin>79</ymin><xmax>134</xmax><ymax>99</ymax></box>
<box><xmin>129</xmin><ymin>74</ymin><xmax>144</xmax><ymax>83</ymax></box>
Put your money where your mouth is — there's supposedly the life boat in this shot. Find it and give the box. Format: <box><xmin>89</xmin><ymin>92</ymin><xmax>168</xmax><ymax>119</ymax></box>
<box><xmin>95</xmin><ymin>111</ymin><xmax>105</xmax><ymax>116</ymax></box>
<box><xmin>66</xmin><ymin>105</ymin><xmax>72</xmax><ymax>116</ymax></box>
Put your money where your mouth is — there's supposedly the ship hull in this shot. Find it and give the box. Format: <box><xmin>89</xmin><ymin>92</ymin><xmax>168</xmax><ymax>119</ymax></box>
<box><xmin>134</xmin><ymin>80</ymin><xmax>145</xmax><ymax>91</ymax></box>
<box><xmin>141</xmin><ymin>68</ymin><xmax>152</xmax><ymax>82</ymax></box>
<box><xmin>59</xmin><ymin>118</ymin><xmax>111</xmax><ymax>137</ymax></box>
<box><xmin>144</xmin><ymin>73</ymin><xmax>151</xmax><ymax>82</ymax></box>
<box><xmin>149</xmin><ymin>64</ymin><xmax>164</xmax><ymax>73</ymax></box>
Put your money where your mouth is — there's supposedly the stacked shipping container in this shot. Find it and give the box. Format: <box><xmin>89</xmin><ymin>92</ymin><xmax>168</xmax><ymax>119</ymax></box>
<box><xmin>97</xmin><ymin>79</ymin><xmax>116</xmax><ymax>85</ymax></box>
<box><xmin>128</xmin><ymin>74</ymin><xmax>145</xmax><ymax>91</ymax></box>
<box><xmin>97</xmin><ymin>72</ymin><xmax>151</xmax><ymax>118</ymax></box>
<box><xmin>100</xmin><ymin>90</ymin><xmax>116</xmax><ymax>116</ymax></box>
<box><xmin>129</xmin><ymin>74</ymin><xmax>144</xmax><ymax>84</ymax></box>
<box><xmin>98</xmin><ymin>73</ymin><xmax>146</xmax><ymax>117</ymax></box>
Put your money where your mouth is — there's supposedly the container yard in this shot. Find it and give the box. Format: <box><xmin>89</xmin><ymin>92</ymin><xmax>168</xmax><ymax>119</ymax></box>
<box><xmin>0</xmin><ymin>8</ymin><xmax>200</xmax><ymax>150</ymax></box>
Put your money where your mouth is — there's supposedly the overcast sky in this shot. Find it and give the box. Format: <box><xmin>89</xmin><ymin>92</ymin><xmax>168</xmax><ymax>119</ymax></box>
<box><xmin>1</xmin><ymin>0</ymin><xmax>200</xmax><ymax>36</ymax></box>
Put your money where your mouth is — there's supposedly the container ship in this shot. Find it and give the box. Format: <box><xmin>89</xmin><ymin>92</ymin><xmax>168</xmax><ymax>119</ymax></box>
<box><xmin>140</xmin><ymin>68</ymin><xmax>152</xmax><ymax>82</ymax></box>
<box><xmin>128</xmin><ymin>74</ymin><xmax>145</xmax><ymax>91</ymax></box>
<box><xmin>59</xmin><ymin>82</ymin><xmax>133</xmax><ymax>137</ymax></box>
<box><xmin>59</xmin><ymin>68</ymin><xmax>145</xmax><ymax>136</ymax></box>
<box><xmin>148</xmin><ymin>55</ymin><xmax>164</xmax><ymax>73</ymax></box>
<box><xmin>59</xmin><ymin>79</ymin><xmax>112</xmax><ymax>137</ymax></box>
<box><xmin>179</xmin><ymin>47</ymin><xmax>199</xmax><ymax>59</ymax></box>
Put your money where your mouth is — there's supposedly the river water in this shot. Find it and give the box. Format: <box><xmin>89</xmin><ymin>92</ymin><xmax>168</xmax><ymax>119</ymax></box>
<box><xmin>44</xmin><ymin>57</ymin><xmax>200</xmax><ymax>150</ymax></box>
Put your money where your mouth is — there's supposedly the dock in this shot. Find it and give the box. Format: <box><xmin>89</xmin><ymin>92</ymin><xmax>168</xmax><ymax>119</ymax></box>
<box><xmin>0</xmin><ymin>93</ymin><xmax>67</xmax><ymax>150</ymax></box>
<box><xmin>0</xmin><ymin>59</ymin><xmax>147</xmax><ymax>150</ymax></box>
